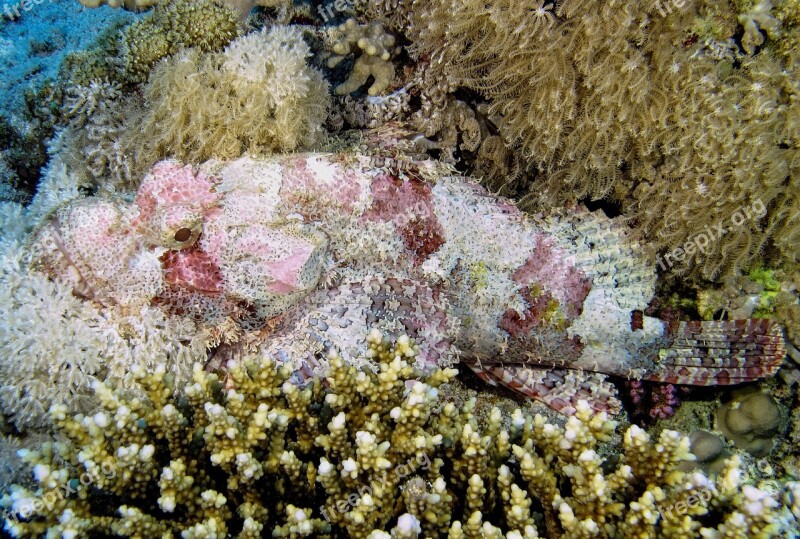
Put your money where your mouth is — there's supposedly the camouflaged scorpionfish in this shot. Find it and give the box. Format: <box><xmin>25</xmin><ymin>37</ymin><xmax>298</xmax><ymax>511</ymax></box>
<box><xmin>32</xmin><ymin>143</ymin><xmax>786</xmax><ymax>415</ymax></box>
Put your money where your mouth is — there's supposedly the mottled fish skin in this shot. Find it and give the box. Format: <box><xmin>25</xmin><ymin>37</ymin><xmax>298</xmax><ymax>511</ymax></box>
<box><xmin>31</xmin><ymin>150</ymin><xmax>786</xmax><ymax>415</ymax></box>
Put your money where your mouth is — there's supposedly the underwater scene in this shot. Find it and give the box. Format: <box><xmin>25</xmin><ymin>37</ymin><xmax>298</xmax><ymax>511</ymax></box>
<box><xmin>2</xmin><ymin>0</ymin><xmax>800</xmax><ymax>537</ymax></box>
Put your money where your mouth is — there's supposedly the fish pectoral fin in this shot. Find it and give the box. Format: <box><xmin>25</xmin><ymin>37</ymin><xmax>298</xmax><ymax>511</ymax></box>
<box><xmin>646</xmin><ymin>319</ymin><xmax>785</xmax><ymax>385</ymax></box>
<box><xmin>478</xmin><ymin>364</ymin><xmax>621</xmax><ymax>416</ymax></box>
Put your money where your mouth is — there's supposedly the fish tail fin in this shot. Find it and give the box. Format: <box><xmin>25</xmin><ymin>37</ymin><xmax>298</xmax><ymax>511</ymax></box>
<box><xmin>645</xmin><ymin>319</ymin><xmax>785</xmax><ymax>385</ymax></box>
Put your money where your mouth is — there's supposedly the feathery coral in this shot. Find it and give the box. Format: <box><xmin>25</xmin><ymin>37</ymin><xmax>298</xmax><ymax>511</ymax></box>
<box><xmin>368</xmin><ymin>0</ymin><xmax>800</xmax><ymax>278</ymax></box>
<box><xmin>127</xmin><ymin>26</ymin><xmax>330</xmax><ymax>163</ymax></box>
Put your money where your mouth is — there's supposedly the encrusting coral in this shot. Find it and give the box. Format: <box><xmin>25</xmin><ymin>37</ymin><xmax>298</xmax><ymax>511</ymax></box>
<box><xmin>125</xmin><ymin>25</ymin><xmax>330</xmax><ymax>164</ymax></box>
<box><xmin>367</xmin><ymin>0</ymin><xmax>800</xmax><ymax>279</ymax></box>
<box><xmin>685</xmin><ymin>430</ymin><xmax>732</xmax><ymax>476</ymax></box>
<box><xmin>326</xmin><ymin>18</ymin><xmax>398</xmax><ymax>96</ymax></box>
<box><xmin>717</xmin><ymin>389</ymin><xmax>784</xmax><ymax>457</ymax></box>
<box><xmin>3</xmin><ymin>332</ymin><xmax>797</xmax><ymax>538</ymax></box>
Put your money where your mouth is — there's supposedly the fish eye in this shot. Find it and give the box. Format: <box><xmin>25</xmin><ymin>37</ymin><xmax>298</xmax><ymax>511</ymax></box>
<box><xmin>174</xmin><ymin>227</ymin><xmax>192</xmax><ymax>242</ymax></box>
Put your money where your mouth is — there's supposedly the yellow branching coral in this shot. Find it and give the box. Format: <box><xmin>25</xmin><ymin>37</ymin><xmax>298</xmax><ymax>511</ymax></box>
<box><xmin>2</xmin><ymin>332</ymin><xmax>797</xmax><ymax>538</ymax></box>
<box><xmin>369</xmin><ymin>0</ymin><xmax>800</xmax><ymax>278</ymax></box>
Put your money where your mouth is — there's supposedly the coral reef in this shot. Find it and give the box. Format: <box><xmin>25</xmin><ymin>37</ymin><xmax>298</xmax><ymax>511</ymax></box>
<box><xmin>409</xmin><ymin>99</ymin><xmax>483</xmax><ymax>165</ymax></box>
<box><xmin>126</xmin><ymin>26</ymin><xmax>330</xmax><ymax>164</ymax></box>
<box><xmin>694</xmin><ymin>267</ymin><xmax>800</xmax><ymax>387</ymax></box>
<box><xmin>698</xmin><ymin>276</ymin><xmax>769</xmax><ymax>321</ymax></box>
<box><xmin>739</xmin><ymin>0</ymin><xmax>782</xmax><ymax>54</ymax></box>
<box><xmin>368</xmin><ymin>0</ymin><xmax>800</xmax><ymax>278</ymax></box>
<box><xmin>3</xmin><ymin>332</ymin><xmax>798</xmax><ymax>537</ymax></box>
<box><xmin>0</xmin><ymin>0</ymin><xmax>133</xmax><ymax>124</ymax></box>
<box><xmin>0</xmin><ymin>81</ymin><xmax>66</xmax><ymax>202</ymax></box>
<box><xmin>0</xmin><ymin>160</ymin><xmax>21</xmax><ymax>204</ymax></box>
<box><xmin>326</xmin><ymin>18</ymin><xmax>398</xmax><ymax>96</ymax></box>
<box><xmin>78</xmin><ymin>0</ymin><xmax>158</xmax><ymax>11</ymax></box>
<box><xmin>3</xmin><ymin>5</ymin><xmax>800</xmax><ymax>537</ymax></box>
<box><xmin>57</xmin><ymin>20</ymin><xmax>132</xmax><ymax>87</ymax></box>
<box><xmin>717</xmin><ymin>389</ymin><xmax>784</xmax><ymax>457</ymax></box>
<box><xmin>786</xmin><ymin>393</ymin><xmax>800</xmax><ymax>478</ymax></box>
<box><xmin>0</xmin><ymin>118</ymin><xmax>32</xmax><ymax>203</ymax></box>
<box><xmin>120</xmin><ymin>0</ymin><xmax>241</xmax><ymax>82</ymax></box>
<box><xmin>394</xmin><ymin>61</ymin><xmax>529</xmax><ymax>191</ymax></box>
<box><xmin>651</xmin><ymin>385</ymin><xmax>681</xmax><ymax>420</ymax></box>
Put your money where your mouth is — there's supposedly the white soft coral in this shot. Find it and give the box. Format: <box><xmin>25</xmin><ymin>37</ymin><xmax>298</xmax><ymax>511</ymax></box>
<box><xmin>222</xmin><ymin>25</ymin><xmax>312</xmax><ymax>101</ymax></box>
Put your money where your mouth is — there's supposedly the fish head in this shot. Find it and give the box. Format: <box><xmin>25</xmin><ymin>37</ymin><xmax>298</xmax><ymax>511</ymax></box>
<box><xmin>31</xmin><ymin>158</ymin><xmax>330</xmax><ymax>329</ymax></box>
<box><xmin>132</xmin><ymin>160</ymin><xmax>220</xmax><ymax>251</ymax></box>
<box><xmin>31</xmin><ymin>198</ymin><xmax>161</xmax><ymax>307</ymax></box>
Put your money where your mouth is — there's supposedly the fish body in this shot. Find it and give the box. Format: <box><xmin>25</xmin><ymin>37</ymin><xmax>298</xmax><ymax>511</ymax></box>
<box><xmin>32</xmin><ymin>150</ymin><xmax>786</xmax><ymax>414</ymax></box>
